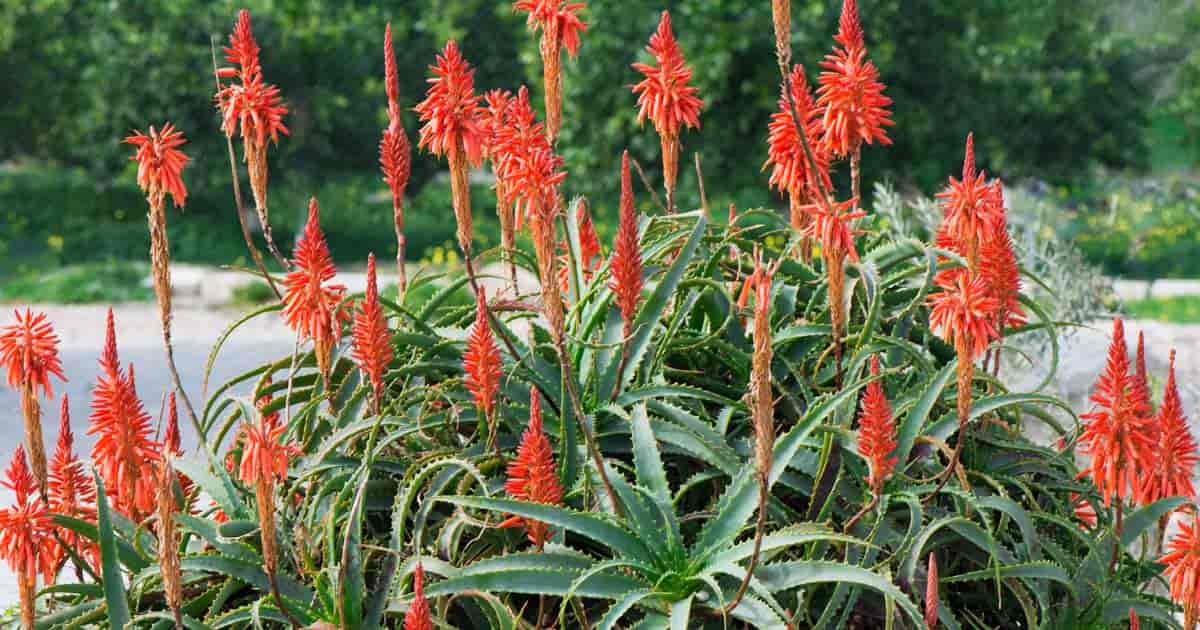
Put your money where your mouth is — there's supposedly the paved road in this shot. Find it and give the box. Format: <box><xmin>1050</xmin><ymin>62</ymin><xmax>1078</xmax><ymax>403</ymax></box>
<box><xmin>0</xmin><ymin>303</ymin><xmax>295</xmax><ymax>606</ymax></box>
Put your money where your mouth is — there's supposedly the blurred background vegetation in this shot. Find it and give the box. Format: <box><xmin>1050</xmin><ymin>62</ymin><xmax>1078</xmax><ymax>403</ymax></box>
<box><xmin>0</xmin><ymin>0</ymin><xmax>1197</xmax><ymax>292</ymax></box>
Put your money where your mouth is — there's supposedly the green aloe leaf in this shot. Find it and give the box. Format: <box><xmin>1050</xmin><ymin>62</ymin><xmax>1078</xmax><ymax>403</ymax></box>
<box><xmin>95</xmin><ymin>473</ymin><xmax>132</xmax><ymax>629</ymax></box>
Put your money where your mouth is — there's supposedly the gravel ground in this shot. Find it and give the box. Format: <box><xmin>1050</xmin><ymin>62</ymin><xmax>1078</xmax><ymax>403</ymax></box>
<box><xmin>0</xmin><ymin>302</ymin><xmax>1197</xmax><ymax>609</ymax></box>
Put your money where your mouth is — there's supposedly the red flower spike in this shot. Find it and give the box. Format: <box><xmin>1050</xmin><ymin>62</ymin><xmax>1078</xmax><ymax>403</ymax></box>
<box><xmin>611</xmin><ymin>151</ymin><xmax>644</xmax><ymax>336</ymax></box>
<box><xmin>1071</xmin><ymin>493</ymin><xmax>1098</xmax><ymax>529</ymax></box>
<box><xmin>238</xmin><ymin>408</ymin><xmax>295</xmax><ymax>486</ymax></box>
<box><xmin>88</xmin><ymin>319</ymin><xmax>161</xmax><ymax>522</ymax></box>
<box><xmin>482</xmin><ymin>89</ymin><xmax>515</xmax><ymax>160</ymax></box>
<box><xmin>282</xmin><ymin>198</ymin><xmax>349</xmax><ymax>350</ymax></box>
<box><xmin>124</xmin><ymin>123</ymin><xmax>190</xmax><ymax>209</ymax></box>
<box><xmin>404</xmin><ymin>563</ymin><xmax>434</xmax><ymax>630</ymax></box>
<box><xmin>353</xmin><ymin>254</ymin><xmax>394</xmax><ymax>408</ymax></box>
<box><xmin>48</xmin><ymin>395</ymin><xmax>98</xmax><ymax>576</ymax></box>
<box><xmin>927</xmin><ymin>269</ymin><xmax>1000</xmax><ymax>362</ymax></box>
<box><xmin>1129</xmin><ymin>607</ymin><xmax>1139</xmax><ymax>630</ymax></box>
<box><xmin>508</xmin><ymin>144</ymin><xmax>567</xmax><ymax>229</ymax></box>
<box><xmin>577</xmin><ymin>201</ymin><xmax>602</xmax><ymax>274</ymax></box>
<box><xmin>765</xmin><ymin>65</ymin><xmax>832</xmax><ymax>202</ymax></box>
<box><xmin>925</xmin><ymin>552</ymin><xmax>939</xmax><ymax>629</ymax></box>
<box><xmin>1138</xmin><ymin>350</ymin><xmax>1197</xmax><ymax>505</ymax></box>
<box><xmin>215</xmin><ymin>10</ymin><xmax>289</xmax><ymax>146</ymax></box>
<box><xmin>0</xmin><ymin>308</ymin><xmax>66</xmax><ymax>399</ymax></box>
<box><xmin>1078</xmin><ymin>318</ymin><xmax>1153</xmax><ymax>506</ymax></box>
<box><xmin>631</xmin><ymin>11</ymin><xmax>703</xmax><ymax>137</ymax></box>
<box><xmin>500</xmin><ymin>389</ymin><xmax>564</xmax><ymax>546</ymax></box>
<box><xmin>164</xmin><ymin>392</ymin><xmax>182</xmax><ymax>457</ymax></box>
<box><xmin>514</xmin><ymin>0</ymin><xmax>589</xmax><ymax>57</ymax></box>
<box><xmin>978</xmin><ymin>217</ymin><xmax>1026</xmax><ymax>329</ymax></box>
<box><xmin>100</xmin><ymin>308</ymin><xmax>119</xmax><ymax>379</ymax></box>
<box><xmin>857</xmin><ymin>355</ymin><xmax>897</xmax><ymax>492</ymax></box>
<box><xmin>815</xmin><ymin>4</ymin><xmax>892</xmax><ymax>158</ymax></box>
<box><xmin>805</xmin><ymin>197</ymin><xmax>866</xmax><ymax>263</ymax></box>
<box><xmin>935</xmin><ymin>135</ymin><xmax>1004</xmax><ymax>265</ymax></box>
<box><xmin>462</xmin><ymin>291</ymin><xmax>502</xmax><ymax>419</ymax></box>
<box><xmin>415</xmin><ymin>40</ymin><xmax>487</xmax><ymax>169</ymax></box>
<box><xmin>1133</xmin><ymin>331</ymin><xmax>1152</xmax><ymax>416</ymax></box>
<box><xmin>1161</xmin><ymin>515</ymin><xmax>1200</xmax><ymax>624</ymax></box>
<box><xmin>0</xmin><ymin>446</ymin><xmax>54</xmax><ymax>580</ymax></box>
<box><xmin>380</xmin><ymin>24</ymin><xmax>412</xmax><ymax>205</ymax></box>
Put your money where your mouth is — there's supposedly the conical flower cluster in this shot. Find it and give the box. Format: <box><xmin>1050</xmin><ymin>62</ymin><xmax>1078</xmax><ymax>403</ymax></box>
<box><xmin>856</xmin><ymin>355</ymin><xmax>896</xmax><ymax>492</ymax></box>
<box><xmin>501</xmin><ymin>390</ymin><xmax>563</xmax><ymax>547</ymax></box>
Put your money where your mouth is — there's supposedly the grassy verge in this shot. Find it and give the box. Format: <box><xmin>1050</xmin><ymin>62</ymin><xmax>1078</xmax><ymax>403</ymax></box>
<box><xmin>1125</xmin><ymin>295</ymin><xmax>1200</xmax><ymax>324</ymax></box>
<box><xmin>0</xmin><ymin>261</ymin><xmax>152</xmax><ymax>304</ymax></box>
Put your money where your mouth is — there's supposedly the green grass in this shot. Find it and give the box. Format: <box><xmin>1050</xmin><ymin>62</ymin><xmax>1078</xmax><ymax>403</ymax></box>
<box><xmin>1124</xmin><ymin>295</ymin><xmax>1200</xmax><ymax>324</ymax></box>
<box><xmin>1148</xmin><ymin>109</ymin><xmax>1200</xmax><ymax>171</ymax></box>
<box><xmin>0</xmin><ymin>261</ymin><xmax>152</xmax><ymax>304</ymax></box>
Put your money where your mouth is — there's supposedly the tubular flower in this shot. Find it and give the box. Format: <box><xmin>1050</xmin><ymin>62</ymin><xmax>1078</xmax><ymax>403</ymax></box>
<box><xmin>815</xmin><ymin>0</ymin><xmax>892</xmax><ymax>158</ymax></box>
<box><xmin>381</xmin><ymin>23</ymin><xmax>413</xmax><ymax>294</ymax></box>
<box><xmin>491</xmin><ymin>87</ymin><xmax>552</xmax><ymax>230</ymax></box>
<box><xmin>48</xmin><ymin>396</ymin><xmax>98</xmax><ymax>578</ymax></box>
<box><xmin>1130</xmin><ymin>608</ymin><xmax>1139</xmax><ymax>630</ymax></box>
<box><xmin>500</xmin><ymin>390</ymin><xmax>564</xmax><ymax>546</ymax></box>
<box><xmin>416</xmin><ymin>40</ymin><xmax>486</xmax><ymax>254</ymax></box>
<box><xmin>631</xmin><ymin>11</ymin><xmax>703</xmax><ymax>209</ymax></box>
<box><xmin>857</xmin><ymin>355</ymin><xmax>897</xmax><ymax>492</ymax></box>
<box><xmin>805</xmin><ymin>197</ymin><xmax>866</xmax><ymax>263</ymax></box>
<box><xmin>216</xmin><ymin>10</ymin><xmax>289</xmax><ymax>264</ymax></box>
<box><xmin>1</xmin><ymin>308</ymin><xmax>66</xmax><ymax>493</ymax></box>
<box><xmin>0</xmin><ymin>446</ymin><xmax>54</xmax><ymax>628</ymax></box>
<box><xmin>508</xmin><ymin>144</ymin><xmax>568</xmax><ymax>233</ymax></box>
<box><xmin>124</xmin><ymin>123</ymin><xmax>190</xmax><ymax>209</ymax></box>
<box><xmin>463</xmin><ymin>291</ymin><xmax>502</xmax><ymax>448</ymax></box>
<box><xmin>161</xmin><ymin>393</ymin><xmax>194</xmax><ymax>510</ymax></box>
<box><xmin>925</xmin><ymin>553</ymin><xmax>939</xmax><ymax>629</ymax></box>
<box><xmin>1</xmin><ymin>308</ymin><xmax>66</xmax><ymax>397</ymax></box>
<box><xmin>88</xmin><ymin>311</ymin><xmax>160</xmax><ymax>522</ymax></box>
<box><xmin>765</xmin><ymin>65</ymin><xmax>832</xmax><ymax>225</ymax></box>
<box><xmin>353</xmin><ymin>254</ymin><xmax>394</xmax><ymax>412</ymax></box>
<box><xmin>1161</xmin><ymin>514</ymin><xmax>1200</xmax><ymax>628</ymax></box>
<box><xmin>1078</xmin><ymin>318</ymin><xmax>1153</xmax><ymax>506</ymax></box>
<box><xmin>611</xmin><ymin>151</ymin><xmax>644</xmax><ymax>337</ymax></box>
<box><xmin>978</xmin><ymin>217</ymin><xmax>1026</xmax><ymax>330</ymax></box>
<box><xmin>405</xmin><ymin>563</ymin><xmax>434</xmax><ymax>630</ymax></box>
<box><xmin>514</xmin><ymin>0</ymin><xmax>588</xmax><ymax>142</ymax></box>
<box><xmin>1071</xmin><ymin>493</ymin><xmax>1098</xmax><ymax>529</ymax></box>
<box><xmin>237</xmin><ymin>410</ymin><xmax>295</xmax><ymax>487</ymax></box>
<box><xmin>1133</xmin><ymin>331</ymin><xmax>1153</xmax><ymax>419</ymax></box>
<box><xmin>282</xmin><ymin>198</ymin><xmax>349</xmax><ymax>379</ymax></box>
<box><xmin>935</xmin><ymin>135</ymin><xmax>1003</xmax><ymax>267</ymax></box>
<box><xmin>1138</xmin><ymin>350</ymin><xmax>1197</xmax><ymax>505</ymax></box>
<box><xmin>749</xmin><ymin>257</ymin><xmax>775</xmax><ymax>487</ymax></box>
<box><xmin>927</xmin><ymin>270</ymin><xmax>1000</xmax><ymax>362</ymax></box>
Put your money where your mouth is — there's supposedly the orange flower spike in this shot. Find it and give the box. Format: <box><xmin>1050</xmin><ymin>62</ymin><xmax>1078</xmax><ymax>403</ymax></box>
<box><xmin>237</xmin><ymin>411</ymin><xmax>295</xmax><ymax>487</ymax></box>
<box><xmin>0</xmin><ymin>308</ymin><xmax>66</xmax><ymax>398</ymax></box>
<box><xmin>513</xmin><ymin>0</ymin><xmax>589</xmax><ymax>57</ymax></box>
<box><xmin>462</xmin><ymin>291</ymin><xmax>503</xmax><ymax>429</ymax></box>
<box><xmin>1129</xmin><ymin>607</ymin><xmax>1139</xmax><ymax>630</ymax></box>
<box><xmin>48</xmin><ymin>395</ymin><xmax>98</xmax><ymax>575</ymax></box>
<box><xmin>1138</xmin><ymin>350</ymin><xmax>1197</xmax><ymax>505</ymax></box>
<box><xmin>816</xmin><ymin>0</ymin><xmax>892</xmax><ymax>158</ymax></box>
<box><xmin>161</xmin><ymin>393</ymin><xmax>195</xmax><ymax>510</ymax></box>
<box><xmin>632</xmin><ymin>11</ymin><xmax>703</xmax><ymax>209</ymax></box>
<box><xmin>282</xmin><ymin>198</ymin><xmax>349</xmax><ymax>377</ymax></box>
<box><xmin>501</xmin><ymin>389</ymin><xmax>564</xmax><ymax>546</ymax></box>
<box><xmin>404</xmin><ymin>563</ymin><xmax>434</xmax><ymax>630</ymax></box>
<box><xmin>577</xmin><ymin>200</ymin><xmax>602</xmax><ymax>276</ymax></box>
<box><xmin>0</xmin><ymin>446</ymin><xmax>54</xmax><ymax>628</ymax></box>
<box><xmin>353</xmin><ymin>254</ymin><xmax>394</xmax><ymax>413</ymax></box>
<box><xmin>978</xmin><ymin>217</ymin><xmax>1025</xmax><ymax>329</ymax></box>
<box><xmin>1071</xmin><ymin>493</ymin><xmax>1098</xmax><ymax>529</ymax></box>
<box><xmin>215</xmin><ymin>10</ymin><xmax>289</xmax><ymax>147</ymax></box>
<box><xmin>925</xmin><ymin>553</ymin><xmax>939</xmax><ymax>629</ymax></box>
<box><xmin>856</xmin><ymin>355</ymin><xmax>897</xmax><ymax>492</ymax></box>
<box><xmin>765</xmin><ymin>65</ymin><xmax>832</xmax><ymax>208</ymax></box>
<box><xmin>927</xmin><ymin>270</ymin><xmax>1000</xmax><ymax>362</ymax></box>
<box><xmin>1133</xmin><ymin>331</ymin><xmax>1152</xmax><ymax>416</ymax></box>
<box><xmin>610</xmin><ymin>151</ymin><xmax>644</xmax><ymax>337</ymax></box>
<box><xmin>124</xmin><ymin>123</ymin><xmax>190</xmax><ymax>209</ymax></box>
<box><xmin>1161</xmin><ymin>514</ymin><xmax>1200</xmax><ymax>627</ymax></box>
<box><xmin>805</xmin><ymin>197</ymin><xmax>866</xmax><ymax>263</ymax></box>
<box><xmin>1078</xmin><ymin>318</ymin><xmax>1153</xmax><ymax>506</ymax></box>
<box><xmin>416</xmin><ymin>40</ymin><xmax>486</xmax><ymax>254</ymax></box>
<box><xmin>381</xmin><ymin>24</ymin><xmax>413</xmax><ymax>294</ymax></box>
<box><xmin>935</xmin><ymin>134</ymin><xmax>1004</xmax><ymax>267</ymax></box>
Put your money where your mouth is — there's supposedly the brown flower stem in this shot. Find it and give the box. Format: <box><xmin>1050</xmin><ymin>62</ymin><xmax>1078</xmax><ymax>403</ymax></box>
<box><xmin>148</xmin><ymin>202</ymin><xmax>202</xmax><ymax>439</ymax></box>
<box><xmin>393</xmin><ymin>192</ymin><xmax>408</xmax><ymax>298</ymax></box>
<box><xmin>661</xmin><ymin>133</ymin><xmax>679</xmax><ymax>214</ymax></box>
<box><xmin>449</xmin><ymin>152</ymin><xmax>474</xmax><ymax>257</ymax></box>
<box><xmin>826</xmin><ymin>250</ymin><xmax>846</xmax><ymax>388</ymax></box>
<box><xmin>850</xmin><ymin>147</ymin><xmax>862</xmax><ymax>210</ymax></box>
<box><xmin>541</xmin><ymin>24</ymin><xmax>563</xmax><ymax>145</ymax></box>
<box><xmin>496</xmin><ymin>190</ymin><xmax>519</xmax><ymax>295</ymax></box>
<box><xmin>17</xmin><ymin>568</ymin><xmax>34</xmax><ymax>630</ymax></box>
<box><xmin>927</xmin><ymin>351</ymin><xmax>974</xmax><ymax>499</ymax></box>
<box><xmin>693</xmin><ymin>153</ymin><xmax>709</xmax><ymax>216</ymax></box>
<box><xmin>210</xmin><ymin>39</ymin><xmax>282</xmax><ymax>301</ymax></box>
<box><xmin>722</xmin><ymin>476</ymin><xmax>768</xmax><ymax>616</ymax></box>
<box><xmin>20</xmin><ymin>382</ymin><xmax>47</xmax><ymax>496</ymax></box>
<box><xmin>257</xmin><ymin>477</ymin><xmax>300</xmax><ymax>629</ymax></box>
<box><xmin>157</xmin><ymin>465</ymin><xmax>183</xmax><ymax>629</ymax></box>
<box><xmin>772</xmin><ymin>0</ymin><xmax>792</xmax><ymax>69</ymax></box>
<box><xmin>631</xmin><ymin>157</ymin><xmax>668</xmax><ymax>214</ymax></box>
<box><xmin>844</xmin><ymin>492</ymin><xmax>879</xmax><ymax>534</ymax></box>
<box><xmin>245</xmin><ymin>139</ymin><xmax>290</xmax><ymax>272</ymax></box>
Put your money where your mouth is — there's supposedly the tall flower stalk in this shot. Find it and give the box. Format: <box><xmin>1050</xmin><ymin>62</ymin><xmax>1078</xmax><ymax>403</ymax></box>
<box><xmin>0</xmin><ymin>447</ymin><xmax>53</xmax><ymax>629</ymax></box>
<box><xmin>416</xmin><ymin>40</ymin><xmax>486</xmax><ymax>283</ymax></box>
<box><xmin>381</xmin><ymin>24</ymin><xmax>413</xmax><ymax>297</ymax></box>
<box><xmin>216</xmin><ymin>10</ymin><xmax>291</xmax><ymax>269</ymax></box>
<box><xmin>155</xmin><ymin>397</ymin><xmax>183</xmax><ymax>627</ymax></box>
<box><xmin>765</xmin><ymin>64</ymin><xmax>831</xmax><ymax>258</ymax></box>
<box><xmin>0</xmin><ymin>309</ymin><xmax>66</xmax><ymax>496</ymax></box>
<box><xmin>631</xmin><ymin>11</ymin><xmax>703</xmax><ymax>213</ymax></box>
<box><xmin>514</xmin><ymin>0</ymin><xmax>588</xmax><ymax>144</ymax></box>
<box><xmin>806</xmin><ymin>197</ymin><xmax>864</xmax><ymax>380</ymax></box>
<box><xmin>125</xmin><ymin>122</ymin><xmax>201</xmax><ymax>433</ymax></box>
